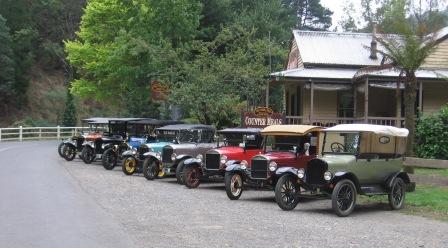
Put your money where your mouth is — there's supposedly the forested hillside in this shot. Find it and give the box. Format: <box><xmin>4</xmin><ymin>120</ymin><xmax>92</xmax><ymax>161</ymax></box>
<box><xmin>0</xmin><ymin>0</ymin><xmax>447</xmax><ymax>127</ymax></box>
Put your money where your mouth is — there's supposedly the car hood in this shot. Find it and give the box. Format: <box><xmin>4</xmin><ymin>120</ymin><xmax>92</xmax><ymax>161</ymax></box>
<box><xmin>142</xmin><ymin>142</ymin><xmax>172</xmax><ymax>153</ymax></box>
<box><xmin>321</xmin><ymin>154</ymin><xmax>357</xmax><ymax>166</ymax></box>
<box><xmin>252</xmin><ymin>151</ymin><xmax>295</xmax><ymax>161</ymax></box>
<box><xmin>211</xmin><ymin>146</ymin><xmax>244</xmax><ymax>155</ymax></box>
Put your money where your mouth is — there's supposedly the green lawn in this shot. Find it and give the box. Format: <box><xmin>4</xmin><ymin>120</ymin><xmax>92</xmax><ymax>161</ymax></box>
<box><xmin>359</xmin><ymin>184</ymin><xmax>448</xmax><ymax>221</ymax></box>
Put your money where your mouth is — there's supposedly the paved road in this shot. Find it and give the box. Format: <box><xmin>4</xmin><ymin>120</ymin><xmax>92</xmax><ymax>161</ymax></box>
<box><xmin>1</xmin><ymin>141</ymin><xmax>448</xmax><ymax>248</ymax></box>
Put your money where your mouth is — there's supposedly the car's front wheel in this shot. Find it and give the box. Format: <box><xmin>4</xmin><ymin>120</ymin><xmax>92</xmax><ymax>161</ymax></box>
<box><xmin>58</xmin><ymin>142</ymin><xmax>65</xmax><ymax>158</ymax></box>
<box><xmin>331</xmin><ymin>179</ymin><xmax>357</xmax><ymax>217</ymax></box>
<box><xmin>183</xmin><ymin>165</ymin><xmax>201</xmax><ymax>189</ymax></box>
<box><xmin>102</xmin><ymin>148</ymin><xmax>117</xmax><ymax>170</ymax></box>
<box><xmin>225</xmin><ymin>171</ymin><xmax>243</xmax><ymax>200</ymax></box>
<box><xmin>142</xmin><ymin>158</ymin><xmax>159</xmax><ymax>180</ymax></box>
<box><xmin>275</xmin><ymin>175</ymin><xmax>300</xmax><ymax>211</ymax></box>
<box><xmin>81</xmin><ymin>146</ymin><xmax>95</xmax><ymax>164</ymax></box>
<box><xmin>175</xmin><ymin>160</ymin><xmax>186</xmax><ymax>184</ymax></box>
<box><xmin>62</xmin><ymin>144</ymin><xmax>77</xmax><ymax>161</ymax></box>
<box><xmin>122</xmin><ymin>156</ymin><xmax>137</xmax><ymax>175</ymax></box>
<box><xmin>388</xmin><ymin>177</ymin><xmax>405</xmax><ymax>210</ymax></box>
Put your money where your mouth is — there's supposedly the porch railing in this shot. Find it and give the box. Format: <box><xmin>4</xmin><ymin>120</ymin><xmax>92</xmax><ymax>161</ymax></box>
<box><xmin>285</xmin><ymin>116</ymin><xmax>405</xmax><ymax>127</ymax></box>
<box><xmin>0</xmin><ymin>126</ymin><xmax>91</xmax><ymax>142</ymax></box>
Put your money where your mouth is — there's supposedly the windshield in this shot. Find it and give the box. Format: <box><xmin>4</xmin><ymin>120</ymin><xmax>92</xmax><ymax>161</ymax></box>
<box><xmin>323</xmin><ymin>132</ymin><xmax>359</xmax><ymax>155</ymax></box>
<box><xmin>265</xmin><ymin>135</ymin><xmax>307</xmax><ymax>152</ymax></box>
<box><xmin>155</xmin><ymin>130</ymin><xmax>178</xmax><ymax>142</ymax></box>
<box><xmin>220</xmin><ymin>133</ymin><xmax>262</xmax><ymax>148</ymax></box>
<box><xmin>178</xmin><ymin>129</ymin><xmax>200</xmax><ymax>143</ymax></box>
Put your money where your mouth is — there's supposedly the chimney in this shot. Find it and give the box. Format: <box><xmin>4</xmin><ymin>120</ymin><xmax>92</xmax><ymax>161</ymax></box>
<box><xmin>370</xmin><ymin>23</ymin><xmax>378</xmax><ymax>60</ymax></box>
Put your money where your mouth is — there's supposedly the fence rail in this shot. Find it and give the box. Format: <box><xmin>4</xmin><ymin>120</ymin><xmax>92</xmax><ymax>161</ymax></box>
<box><xmin>0</xmin><ymin>126</ymin><xmax>91</xmax><ymax>142</ymax></box>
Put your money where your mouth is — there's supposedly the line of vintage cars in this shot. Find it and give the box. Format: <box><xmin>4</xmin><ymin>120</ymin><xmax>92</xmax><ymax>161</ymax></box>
<box><xmin>58</xmin><ymin>119</ymin><xmax>415</xmax><ymax>217</ymax></box>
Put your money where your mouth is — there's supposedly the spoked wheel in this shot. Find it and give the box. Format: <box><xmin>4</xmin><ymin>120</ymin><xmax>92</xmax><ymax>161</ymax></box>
<box><xmin>62</xmin><ymin>144</ymin><xmax>77</xmax><ymax>161</ymax></box>
<box><xmin>142</xmin><ymin>158</ymin><xmax>159</xmax><ymax>180</ymax></box>
<box><xmin>175</xmin><ymin>160</ymin><xmax>185</xmax><ymax>185</ymax></box>
<box><xmin>58</xmin><ymin>143</ymin><xmax>65</xmax><ymax>158</ymax></box>
<box><xmin>275</xmin><ymin>175</ymin><xmax>300</xmax><ymax>211</ymax></box>
<box><xmin>183</xmin><ymin>165</ymin><xmax>202</xmax><ymax>189</ymax></box>
<box><xmin>331</xmin><ymin>179</ymin><xmax>357</xmax><ymax>217</ymax></box>
<box><xmin>102</xmin><ymin>148</ymin><xmax>117</xmax><ymax>170</ymax></box>
<box><xmin>388</xmin><ymin>177</ymin><xmax>405</xmax><ymax>210</ymax></box>
<box><xmin>225</xmin><ymin>171</ymin><xmax>243</xmax><ymax>200</ymax></box>
<box><xmin>81</xmin><ymin>146</ymin><xmax>95</xmax><ymax>164</ymax></box>
<box><xmin>122</xmin><ymin>156</ymin><xmax>137</xmax><ymax>175</ymax></box>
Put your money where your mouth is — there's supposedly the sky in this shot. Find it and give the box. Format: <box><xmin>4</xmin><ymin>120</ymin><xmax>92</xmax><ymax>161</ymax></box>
<box><xmin>320</xmin><ymin>0</ymin><xmax>448</xmax><ymax>30</ymax></box>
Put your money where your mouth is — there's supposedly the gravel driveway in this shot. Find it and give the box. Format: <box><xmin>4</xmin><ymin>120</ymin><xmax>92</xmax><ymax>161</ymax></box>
<box><xmin>2</xmin><ymin>141</ymin><xmax>448</xmax><ymax>247</ymax></box>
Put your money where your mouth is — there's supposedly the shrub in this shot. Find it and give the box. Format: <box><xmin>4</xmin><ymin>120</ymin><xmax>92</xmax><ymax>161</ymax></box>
<box><xmin>415</xmin><ymin>104</ymin><xmax>448</xmax><ymax>159</ymax></box>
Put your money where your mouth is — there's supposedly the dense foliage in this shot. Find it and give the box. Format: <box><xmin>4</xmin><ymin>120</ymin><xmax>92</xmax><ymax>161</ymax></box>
<box><xmin>62</xmin><ymin>90</ymin><xmax>77</xmax><ymax>127</ymax></box>
<box><xmin>415</xmin><ymin>105</ymin><xmax>448</xmax><ymax>159</ymax></box>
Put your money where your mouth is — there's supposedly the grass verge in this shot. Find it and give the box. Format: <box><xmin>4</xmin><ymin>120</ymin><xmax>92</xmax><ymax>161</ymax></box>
<box><xmin>414</xmin><ymin>167</ymin><xmax>448</xmax><ymax>177</ymax></box>
<box><xmin>359</xmin><ymin>184</ymin><xmax>448</xmax><ymax>222</ymax></box>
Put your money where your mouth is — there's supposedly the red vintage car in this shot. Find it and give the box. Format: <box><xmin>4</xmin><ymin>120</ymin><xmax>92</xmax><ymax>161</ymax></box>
<box><xmin>224</xmin><ymin>125</ymin><xmax>323</xmax><ymax>200</ymax></box>
<box><xmin>182</xmin><ymin>128</ymin><xmax>263</xmax><ymax>188</ymax></box>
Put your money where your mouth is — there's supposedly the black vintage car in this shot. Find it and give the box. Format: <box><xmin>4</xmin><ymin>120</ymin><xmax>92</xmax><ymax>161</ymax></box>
<box><xmin>58</xmin><ymin>117</ymin><xmax>109</xmax><ymax>161</ymax></box>
<box><xmin>80</xmin><ymin>118</ymin><xmax>143</xmax><ymax>164</ymax></box>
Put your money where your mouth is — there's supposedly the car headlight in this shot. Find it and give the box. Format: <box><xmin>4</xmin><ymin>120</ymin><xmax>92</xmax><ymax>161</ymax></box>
<box><xmin>268</xmin><ymin>161</ymin><xmax>277</xmax><ymax>172</ymax></box>
<box><xmin>171</xmin><ymin>153</ymin><xmax>177</xmax><ymax>161</ymax></box>
<box><xmin>220</xmin><ymin>155</ymin><xmax>228</xmax><ymax>165</ymax></box>
<box><xmin>196</xmin><ymin>154</ymin><xmax>203</xmax><ymax>162</ymax></box>
<box><xmin>297</xmin><ymin>168</ymin><xmax>305</xmax><ymax>179</ymax></box>
<box><xmin>240</xmin><ymin>160</ymin><xmax>248</xmax><ymax>170</ymax></box>
<box><xmin>324</xmin><ymin>171</ymin><xmax>332</xmax><ymax>181</ymax></box>
<box><xmin>132</xmin><ymin>148</ymin><xmax>137</xmax><ymax>155</ymax></box>
<box><xmin>102</xmin><ymin>144</ymin><xmax>108</xmax><ymax>149</ymax></box>
<box><xmin>155</xmin><ymin>152</ymin><xmax>161</xmax><ymax>160</ymax></box>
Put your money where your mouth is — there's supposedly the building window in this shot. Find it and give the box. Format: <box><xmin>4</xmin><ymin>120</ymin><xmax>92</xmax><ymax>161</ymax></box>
<box><xmin>338</xmin><ymin>91</ymin><xmax>354</xmax><ymax>118</ymax></box>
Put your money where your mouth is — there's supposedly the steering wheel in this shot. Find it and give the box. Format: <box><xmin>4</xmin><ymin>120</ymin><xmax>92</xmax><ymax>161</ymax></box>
<box><xmin>330</xmin><ymin>142</ymin><xmax>345</xmax><ymax>152</ymax></box>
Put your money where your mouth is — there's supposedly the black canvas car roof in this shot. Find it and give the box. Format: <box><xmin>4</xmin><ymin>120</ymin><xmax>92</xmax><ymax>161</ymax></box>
<box><xmin>129</xmin><ymin>119</ymin><xmax>184</xmax><ymax>126</ymax></box>
<box><xmin>156</xmin><ymin>124</ymin><xmax>215</xmax><ymax>131</ymax></box>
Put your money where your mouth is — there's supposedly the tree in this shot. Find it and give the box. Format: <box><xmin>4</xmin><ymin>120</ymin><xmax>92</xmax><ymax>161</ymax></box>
<box><xmin>170</xmin><ymin>25</ymin><xmax>285</xmax><ymax>128</ymax></box>
<box><xmin>65</xmin><ymin>0</ymin><xmax>202</xmax><ymax>116</ymax></box>
<box><xmin>62</xmin><ymin>89</ymin><xmax>77</xmax><ymax>127</ymax></box>
<box><xmin>282</xmin><ymin>0</ymin><xmax>333</xmax><ymax>30</ymax></box>
<box><xmin>338</xmin><ymin>2</ymin><xmax>360</xmax><ymax>32</ymax></box>
<box><xmin>0</xmin><ymin>14</ymin><xmax>15</xmax><ymax>110</ymax></box>
<box><xmin>368</xmin><ymin>0</ymin><xmax>437</xmax><ymax>156</ymax></box>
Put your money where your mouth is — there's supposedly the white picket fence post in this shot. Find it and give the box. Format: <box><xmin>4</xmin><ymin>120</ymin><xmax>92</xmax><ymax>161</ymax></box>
<box><xmin>0</xmin><ymin>128</ymin><xmax>2</xmax><ymax>142</ymax></box>
<box><xmin>39</xmin><ymin>128</ymin><xmax>42</xmax><ymax>140</ymax></box>
<box><xmin>19</xmin><ymin>126</ymin><xmax>23</xmax><ymax>141</ymax></box>
<box><xmin>57</xmin><ymin>126</ymin><xmax>60</xmax><ymax>140</ymax></box>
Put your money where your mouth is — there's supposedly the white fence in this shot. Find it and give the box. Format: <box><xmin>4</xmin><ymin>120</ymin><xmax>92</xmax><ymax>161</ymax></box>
<box><xmin>0</xmin><ymin>126</ymin><xmax>91</xmax><ymax>142</ymax></box>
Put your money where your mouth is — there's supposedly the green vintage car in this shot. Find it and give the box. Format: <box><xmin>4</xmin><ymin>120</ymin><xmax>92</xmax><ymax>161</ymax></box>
<box><xmin>274</xmin><ymin>124</ymin><xmax>415</xmax><ymax>217</ymax></box>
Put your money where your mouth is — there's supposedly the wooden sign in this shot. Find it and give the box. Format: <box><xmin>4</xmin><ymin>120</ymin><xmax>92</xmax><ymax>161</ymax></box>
<box><xmin>242</xmin><ymin>107</ymin><xmax>285</xmax><ymax>128</ymax></box>
<box><xmin>151</xmin><ymin>80</ymin><xmax>169</xmax><ymax>101</ymax></box>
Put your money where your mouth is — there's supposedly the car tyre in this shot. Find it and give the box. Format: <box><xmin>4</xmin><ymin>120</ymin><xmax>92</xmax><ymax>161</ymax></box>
<box><xmin>388</xmin><ymin>177</ymin><xmax>405</xmax><ymax>210</ymax></box>
<box><xmin>81</xmin><ymin>146</ymin><xmax>95</xmax><ymax>164</ymax></box>
<box><xmin>143</xmin><ymin>158</ymin><xmax>159</xmax><ymax>180</ymax></box>
<box><xmin>102</xmin><ymin>148</ymin><xmax>117</xmax><ymax>170</ymax></box>
<box><xmin>62</xmin><ymin>144</ymin><xmax>77</xmax><ymax>161</ymax></box>
<box><xmin>275</xmin><ymin>174</ymin><xmax>300</xmax><ymax>211</ymax></box>
<box><xmin>331</xmin><ymin>179</ymin><xmax>357</xmax><ymax>217</ymax></box>
<box><xmin>175</xmin><ymin>160</ymin><xmax>186</xmax><ymax>184</ymax></box>
<box><xmin>225</xmin><ymin>171</ymin><xmax>243</xmax><ymax>200</ymax></box>
<box><xmin>122</xmin><ymin>156</ymin><xmax>137</xmax><ymax>175</ymax></box>
<box><xmin>58</xmin><ymin>142</ymin><xmax>65</xmax><ymax>158</ymax></box>
<box><xmin>183</xmin><ymin>165</ymin><xmax>201</xmax><ymax>189</ymax></box>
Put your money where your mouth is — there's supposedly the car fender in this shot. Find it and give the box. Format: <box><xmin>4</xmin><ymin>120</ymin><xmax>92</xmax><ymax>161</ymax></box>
<box><xmin>183</xmin><ymin>158</ymin><xmax>202</xmax><ymax>168</ymax></box>
<box><xmin>275</xmin><ymin>167</ymin><xmax>299</xmax><ymax>177</ymax></box>
<box><xmin>142</xmin><ymin>152</ymin><xmax>161</xmax><ymax>162</ymax></box>
<box><xmin>331</xmin><ymin>171</ymin><xmax>361</xmax><ymax>191</ymax></box>
<box><xmin>121</xmin><ymin>150</ymin><xmax>134</xmax><ymax>157</ymax></box>
<box><xmin>82</xmin><ymin>141</ymin><xmax>94</xmax><ymax>149</ymax></box>
<box><xmin>174</xmin><ymin>155</ymin><xmax>192</xmax><ymax>166</ymax></box>
<box><xmin>386</xmin><ymin>171</ymin><xmax>412</xmax><ymax>191</ymax></box>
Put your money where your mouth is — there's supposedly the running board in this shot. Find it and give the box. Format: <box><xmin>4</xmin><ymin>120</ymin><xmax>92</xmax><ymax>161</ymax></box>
<box><xmin>360</xmin><ymin>185</ymin><xmax>387</xmax><ymax>195</ymax></box>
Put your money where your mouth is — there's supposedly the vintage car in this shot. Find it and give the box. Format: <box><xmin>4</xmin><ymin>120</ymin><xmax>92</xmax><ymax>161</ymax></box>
<box><xmin>120</xmin><ymin>120</ymin><xmax>184</xmax><ymax>175</ymax></box>
<box><xmin>80</xmin><ymin>118</ymin><xmax>143</xmax><ymax>164</ymax></box>
<box><xmin>224</xmin><ymin>125</ymin><xmax>322</xmax><ymax>200</ymax></box>
<box><xmin>141</xmin><ymin>124</ymin><xmax>216</xmax><ymax>184</ymax></box>
<box><xmin>182</xmin><ymin>128</ymin><xmax>263</xmax><ymax>188</ymax></box>
<box><xmin>274</xmin><ymin>124</ymin><xmax>415</xmax><ymax>217</ymax></box>
<box><xmin>58</xmin><ymin>117</ymin><xmax>109</xmax><ymax>161</ymax></box>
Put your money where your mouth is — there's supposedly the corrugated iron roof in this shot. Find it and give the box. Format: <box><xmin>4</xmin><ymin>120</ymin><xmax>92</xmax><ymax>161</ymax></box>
<box><xmin>271</xmin><ymin>67</ymin><xmax>358</xmax><ymax>80</ymax></box>
<box><xmin>293</xmin><ymin>30</ymin><xmax>383</xmax><ymax>67</ymax></box>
